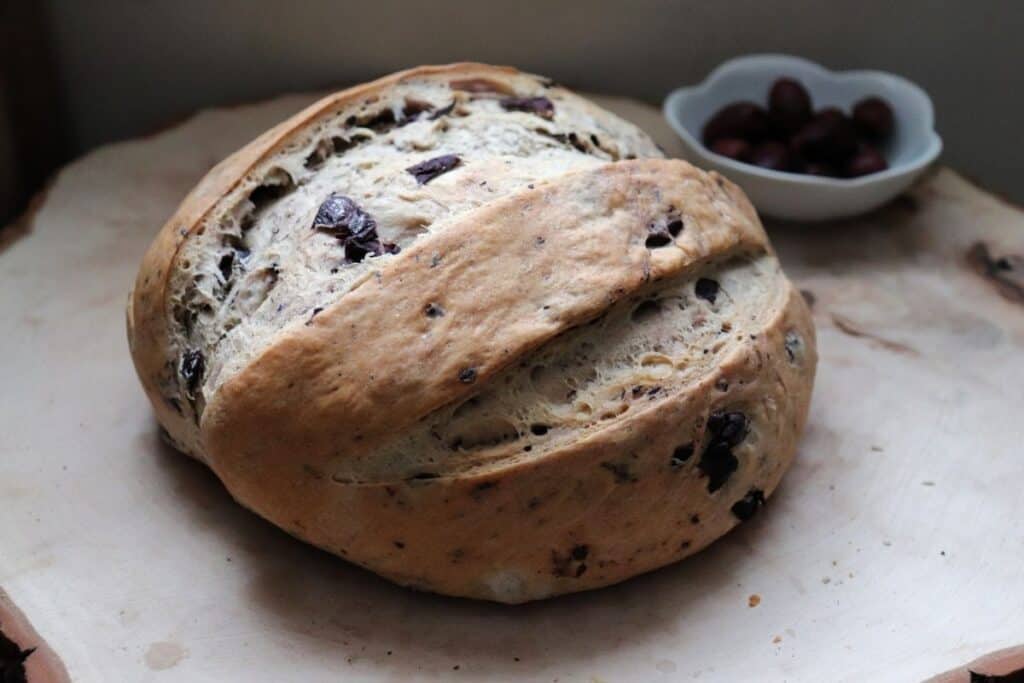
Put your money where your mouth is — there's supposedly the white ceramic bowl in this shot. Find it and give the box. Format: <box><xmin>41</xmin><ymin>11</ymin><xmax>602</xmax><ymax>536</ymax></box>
<box><xmin>663</xmin><ymin>54</ymin><xmax>942</xmax><ymax>221</ymax></box>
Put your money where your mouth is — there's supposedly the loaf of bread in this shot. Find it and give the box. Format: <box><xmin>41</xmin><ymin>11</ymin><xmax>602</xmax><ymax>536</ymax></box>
<box><xmin>127</xmin><ymin>63</ymin><xmax>816</xmax><ymax>603</ymax></box>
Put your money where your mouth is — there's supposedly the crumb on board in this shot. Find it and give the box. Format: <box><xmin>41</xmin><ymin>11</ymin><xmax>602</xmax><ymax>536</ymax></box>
<box><xmin>748</xmin><ymin>594</ymin><xmax>761</xmax><ymax>607</ymax></box>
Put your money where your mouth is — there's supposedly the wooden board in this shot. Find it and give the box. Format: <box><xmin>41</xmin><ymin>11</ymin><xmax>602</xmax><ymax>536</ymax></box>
<box><xmin>1</xmin><ymin>93</ymin><xmax>1022</xmax><ymax>682</ymax></box>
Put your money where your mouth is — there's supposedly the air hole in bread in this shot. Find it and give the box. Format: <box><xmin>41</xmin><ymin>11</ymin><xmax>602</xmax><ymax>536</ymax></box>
<box><xmin>449</xmin><ymin>77</ymin><xmax>515</xmax><ymax>95</ymax></box>
<box><xmin>401</xmin><ymin>98</ymin><xmax>434</xmax><ymax>124</ymax></box>
<box><xmin>452</xmin><ymin>396</ymin><xmax>480</xmax><ymax>419</ymax></box>
<box><xmin>353</xmin><ymin>108</ymin><xmax>398</xmax><ymax>133</ymax></box>
<box><xmin>645</xmin><ymin>233</ymin><xmax>672</xmax><ymax>249</ymax></box>
<box><xmin>599</xmin><ymin>404</ymin><xmax>629</xmax><ymax>420</ymax></box>
<box><xmin>639</xmin><ymin>353</ymin><xmax>674</xmax><ymax>378</ymax></box>
<box><xmin>448</xmin><ymin>416</ymin><xmax>520</xmax><ymax>451</ymax></box>
<box><xmin>670</xmin><ymin>443</ymin><xmax>695</xmax><ymax>469</ymax></box>
<box><xmin>304</xmin><ymin>138</ymin><xmax>334</xmax><ymax>169</ymax></box>
<box><xmin>529</xmin><ymin>364</ymin><xmax>570</xmax><ymax>404</ymax></box>
<box><xmin>222</xmin><ymin>233</ymin><xmax>245</xmax><ymax>250</ymax></box>
<box><xmin>218</xmin><ymin>252</ymin><xmax>234</xmax><ymax>282</ymax></box>
<box><xmin>232</xmin><ymin>266</ymin><xmax>279</xmax><ymax>317</ymax></box>
<box><xmin>332</xmin><ymin>136</ymin><xmax>355</xmax><ymax>154</ymax></box>
<box><xmin>631</xmin><ymin>299</ymin><xmax>662</xmax><ymax>323</ymax></box>
<box><xmin>247</xmin><ymin>169</ymin><xmax>294</xmax><ymax>211</ymax></box>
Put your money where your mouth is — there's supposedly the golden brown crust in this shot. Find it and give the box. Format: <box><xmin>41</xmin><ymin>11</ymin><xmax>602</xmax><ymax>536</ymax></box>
<box><xmin>203</xmin><ymin>160</ymin><xmax>767</xmax><ymax>478</ymax></box>
<box><xmin>206</xmin><ymin>284</ymin><xmax>813</xmax><ymax>603</ymax></box>
<box><xmin>0</xmin><ymin>588</ymin><xmax>71</xmax><ymax>683</ymax></box>
<box><xmin>128</xmin><ymin>64</ymin><xmax>817</xmax><ymax>602</ymax></box>
<box><xmin>128</xmin><ymin>63</ymin><xmax>541</xmax><ymax>460</ymax></box>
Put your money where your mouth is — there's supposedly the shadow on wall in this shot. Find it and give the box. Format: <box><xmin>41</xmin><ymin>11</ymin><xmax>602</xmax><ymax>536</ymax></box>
<box><xmin>35</xmin><ymin>0</ymin><xmax>1024</xmax><ymax>206</ymax></box>
<box><xmin>0</xmin><ymin>4</ymin><xmax>69</xmax><ymax>226</ymax></box>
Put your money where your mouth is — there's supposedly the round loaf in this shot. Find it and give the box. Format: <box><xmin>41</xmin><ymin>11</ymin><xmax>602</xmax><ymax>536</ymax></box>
<box><xmin>127</xmin><ymin>63</ymin><xmax>816</xmax><ymax>603</ymax></box>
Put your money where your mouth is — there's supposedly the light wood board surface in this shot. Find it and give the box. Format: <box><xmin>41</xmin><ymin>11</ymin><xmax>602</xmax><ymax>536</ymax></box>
<box><xmin>1</xmin><ymin>93</ymin><xmax>1022</xmax><ymax>682</ymax></box>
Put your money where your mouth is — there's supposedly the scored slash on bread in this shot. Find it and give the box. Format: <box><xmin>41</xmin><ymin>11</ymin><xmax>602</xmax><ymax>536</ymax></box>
<box><xmin>127</xmin><ymin>63</ymin><xmax>816</xmax><ymax>603</ymax></box>
<box><xmin>205</xmin><ymin>160</ymin><xmax>767</xmax><ymax>474</ymax></box>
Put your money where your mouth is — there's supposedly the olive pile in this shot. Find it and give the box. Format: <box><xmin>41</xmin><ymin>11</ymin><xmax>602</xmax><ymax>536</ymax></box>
<box><xmin>702</xmin><ymin>77</ymin><xmax>895</xmax><ymax>178</ymax></box>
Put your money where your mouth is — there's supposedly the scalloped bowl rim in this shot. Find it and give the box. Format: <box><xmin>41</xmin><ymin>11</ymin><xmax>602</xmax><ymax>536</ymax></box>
<box><xmin>662</xmin><ymin>54</ymin><xmax>943</xmax><ymax>188</ymax></box>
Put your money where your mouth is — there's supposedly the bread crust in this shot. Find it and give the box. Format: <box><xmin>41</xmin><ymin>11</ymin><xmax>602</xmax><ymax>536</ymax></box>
<box><xmin>129</xmin><ymin>63</ymin><xmax>547</xmax><ymax>461</ymax></box>
<box><xmin>204</xmin><ymin>160</ymin><xmax>766</xmax><ymax>477</ymax></box>
<box><xmin>128</xmin><ymin>64</ymin><xmax>816</xmax><ymax>602</ymax></box>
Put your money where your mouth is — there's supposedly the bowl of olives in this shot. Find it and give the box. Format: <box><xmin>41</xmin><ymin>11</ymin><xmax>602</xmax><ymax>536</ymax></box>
<box><xmin>663</xmin><ymin>54</ymin><xmax>942</xmax><ymax>221</ymax></box>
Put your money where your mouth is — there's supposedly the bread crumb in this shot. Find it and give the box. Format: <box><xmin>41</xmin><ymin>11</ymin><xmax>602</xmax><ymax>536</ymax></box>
<box><xmin>748</xmin><ymin>594</ymin><xmax>761</xmax><ymax>607</ymax></box>
<box><xmin>772</xmin><ymin>635</ymin><xmax>782</xmax><ymax>644</ymax></box>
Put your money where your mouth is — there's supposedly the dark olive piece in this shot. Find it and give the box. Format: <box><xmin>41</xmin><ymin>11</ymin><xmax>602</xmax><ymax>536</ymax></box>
<box><xmin>802</xmin><ymin>161</ymin><xmax>840</xmax><ymax>177</ymax></box>
<box><xmin>750</xmin><ymin>141</ymin><xmax>792</xmax><ymax>171</ymax></box>
<box><xmin>180</xmin><ymin>349</ymin><xmax>205</xmax><ymax>396</ymax></box>
<box><xmin>312</xmin><ymin>194</ymin><xmax>397</xmax><ymax>263</ymax></box>
<box><xmin>790</xmin><ymin>108</ymin><xmax>858</xmax><ymax>163</ymax></box>
<box><xmin>731</xmin><ymin>488</ymin><xmax>766</xmax><ymax>521</ymax></box>
<box><xmin>709</xmin><ymin>137</ymin><xmax>753</xmax><ymax>162</ymax></box>
<box><xmin>699</xmin><ymin>441</ymin><xmax>738</xmax><ymax>493</ymax></box>
<box><xmin>702</xmin><ymin>102</ymin><xmax>771</xmax><ymax>145</ymax></box>
<box><xmin>852</xmin><ymin>96</ymin><xmax>894</xmax><ymax>140</ymax></box>
<box><xmin>499</xmin><ymin>96</ymin><xmax>555</xmax><ymax>120</ymax></box>
<box><xmin>406</xmin><ymin>154</ymin><xmax>461</xmax><ymax>185</ymax></box>
<box><xmin>695</xmin><ymin>278</ymin><xmax>720</xmax><ymax>304</ymax></box>
<box><xmin>846</xmin><ymin>144</ymin><xmax>889</xmax><ymax>177</ymax></box>
<box><xmin>768</xmin><ymin>77</ymin><xmax>813</xmax><ymax>136</ymax></box>
<box><xmin>708</xmin><ymin>410</ymin><xmax>748</xmax><ymax>447</ymax></box>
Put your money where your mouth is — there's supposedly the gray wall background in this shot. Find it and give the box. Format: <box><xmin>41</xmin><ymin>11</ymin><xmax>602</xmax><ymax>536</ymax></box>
<box><xmin>38</xmin><ymin>1</ymin><xmax>1024</xmax><ymax>201</ymax></box>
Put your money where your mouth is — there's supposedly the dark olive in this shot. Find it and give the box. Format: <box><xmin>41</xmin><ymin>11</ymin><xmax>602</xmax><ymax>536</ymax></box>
<box><xmin>702</xmin><ymin>102</ymin><xmax>771</xmax><ymax>145</ymax></box>
<box><xmin>750</xmin><ymin>141</ymin><xmax>792</xmax><ymax>171</ymax></box>
<box><xmin>790</xmin><ymin>108</ymin><xmax>858</xmax><ymax>163</ymax></box>
<box><xmin>709</xmin><ymin>137</ymin><xmax>753</xmax><ymax>162</ymax></box>
<box><xmin>845</xmin><ymin>144</ymin><xmax>889</xmax><ymax>177</ymax></box>
<box><xmin>852</xmin><ymin>96</ymin><xmax>895</xmax><ymax>140</ymax></box>
<box><xmin>815</xmin><ymin>106</ymin><xmax>846</xmax><ymax>124</ymax></box>
<box><xmin>802</xmin><ymin>161</ymin><xmax>841</xmax><ymax>177</ymax></box>
<box><xmin>768</xmin><ymin>77</ymin><xmax>812</xmax><ymax>136</ymax></box>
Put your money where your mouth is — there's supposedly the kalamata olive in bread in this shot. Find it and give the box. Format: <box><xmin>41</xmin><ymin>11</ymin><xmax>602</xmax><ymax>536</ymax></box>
<box><xmin>750</xmin><ymin>141</ymin><xmax>792</xmax><ymax>171</ymax></box>
<box><xmin>790</xmin><ymin>108</ymin><xmax>858</xmax><ymax>163</ymax></box>
<box><xmin>852</xmin><ymin>96</ymin><xmax>894</xmax><ymax>140</ymax></box>
<box><xmin>709</xmin><ymin>137</ymin><xmax>753</xmax><ymax>162</ymax></box>
<box><xmin>845</xmin><ymin>144</ymin><xmax>889</xmax><ymax>177</ymax></box>
<box><xmin>702</xmin><ymin>102</ymin><xmax>771</xmax><ymax>145</ymax></box>
<box><xmin>768</xmin><ymin>77</ymin><xmax>812</xmax><ymax>136</ymax></box>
